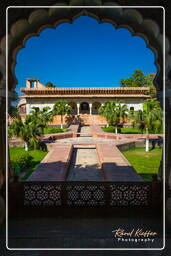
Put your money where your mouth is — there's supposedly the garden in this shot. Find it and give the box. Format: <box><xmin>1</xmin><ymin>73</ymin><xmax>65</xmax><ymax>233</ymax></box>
<box><xmin>99</xmin><ymin>98</ymin><xmax>163</xmax><ymax>136</ymax></box>
<box><xmin>9</xmin><ymin>100</ymin><xmax>71</xmax><ymax>180</ymax></box>
<box><xmin>122</xmin><ymin>147</ymin><xmax>162</xmax><ymax>181</ymax></box>
<box><xmin>10</xmin><ymin>147</ymin><xmax>47</xmax><ymax>180</ymax></box>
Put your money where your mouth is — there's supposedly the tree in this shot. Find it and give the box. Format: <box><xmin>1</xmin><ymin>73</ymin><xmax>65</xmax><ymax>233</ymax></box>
<box><xmin>144</xmin><ymin>73</ymin><xmax>156</xmax><ymax>97</ymax></box>
<box><xmin>52</xmin><ymin>100</ymin><xmax>72</xmax><ymax>128</ymax></box>
<box><xmin>98</xmin><ymin>101</ymin><xmax>128</xmax><ymax>133</ymax></box>
<box><xmin>9</xmin><ymin>114</ymin><xmax>42</xmax><ymax>151</ymax></box>
<box><xmin>120</xmin><ymin>70</ymin><xmax>156</xmax><ymax>97</ymax></box>
<box><xmin>120</xmin><ymin>70</ymin><xmax>146</xmax><ymax>87</ymax></box>
<box><xmin>30</xmin><ymin>106</ymin><xmax>53</xmax><ymax>133</ymax></box>
<box><xmin>129</xmin><ymin>98</ymin><xmax>163</xmax><ymax>151</ymax></box>
<box><xmin>45</xmin><ymin>82</ymin><xmax>56</xmax><ymax>88</ymax></box>
<box><xmin>9</xmin><ymin>107</ymin><xmax>54</xmax><ymax>151</ymax></box>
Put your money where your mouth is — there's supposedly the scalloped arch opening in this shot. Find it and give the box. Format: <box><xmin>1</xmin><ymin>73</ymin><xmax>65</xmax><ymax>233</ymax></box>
<box><xmin>14</xmin><ymin>15</ymin><xmax>158</xmax><ymax>91</ymax></box>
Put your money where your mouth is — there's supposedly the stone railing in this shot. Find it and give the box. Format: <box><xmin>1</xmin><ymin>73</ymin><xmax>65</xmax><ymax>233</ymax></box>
<box><xmin>19</xmin><ymin>181</ymin><xmax>156</xmax><ymax>208</ymax></box>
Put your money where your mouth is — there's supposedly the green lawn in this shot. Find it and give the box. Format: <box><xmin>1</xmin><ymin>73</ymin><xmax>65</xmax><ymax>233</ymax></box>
<box><xmin>102</xmin><ymin>126</ymin><xmax>163</xmax><ymax>134</ymax></box>
<box><xmin>122</xmin><ymin>147</ymin><xmax>162</xmax><ymax>181</ymax></box>
<box><xmin>9</xmin><ymin>147</ymin><xmax>47</xmax><ymax>180</ymax></box>
<box><xmin>43</xmin><ymin>127</ymin><xmax>67</xmax><ymax>134</ymax></box>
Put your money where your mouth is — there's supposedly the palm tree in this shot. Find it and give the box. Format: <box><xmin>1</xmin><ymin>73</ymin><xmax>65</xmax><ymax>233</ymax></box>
<box><xmin>9</xmin><ymin>114</ymin><xmax>42</xmax><ymax>151</ymax></box>
<box><xmin>114</xmin><ymin>103</ymin><xmax>128</xmax><ymax>133</ymax></box>
<box><xmin>30</xmin><ymin>106</ymin><xmax>53</xmax><ymax>133</ymax></box>
<box><xmin>130</xmin><ymin>99</ymin><xmax>163</xmax><ymax>151</ymax></box>
<box><xmin>98</xmin><ymin>101</ymin><xmax>128</xmax><ymax>133</ymax></box>
<box><xmin>52</xmin><ymin>100</ymin><xmax>72</xmax><ymax>129</ymax></box>
<box><xmin>98</xmin><ymin>101</ymin><xmax>116</xmax><ymax>128</ymax></box>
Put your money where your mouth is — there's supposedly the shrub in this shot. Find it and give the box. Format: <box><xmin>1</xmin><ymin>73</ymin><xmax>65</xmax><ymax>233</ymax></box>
<box><xmin>102</xmin><ymin>126</ymin><xmax>116</xmax><ymax>133</ymax></box>
<box><xmin>43</xmin><ymin>127</ymin><xmax>66</xmax><ymax>134</ymax></box>
<box><xmin>11</xmin><ymin>152</ymin><xmax>33</xmax><ymax>175</ymax></box>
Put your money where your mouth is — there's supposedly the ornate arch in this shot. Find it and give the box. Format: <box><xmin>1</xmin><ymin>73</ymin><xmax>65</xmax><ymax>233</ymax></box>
<box><xmin>0</xmin><ymin>3</ymin><xmax>169</xmax><ymax>97</ymax></box>
<box><xmin>1</xmin><ymin>2</ymin><xmax>171</xmax><ymax>224</ymax></box>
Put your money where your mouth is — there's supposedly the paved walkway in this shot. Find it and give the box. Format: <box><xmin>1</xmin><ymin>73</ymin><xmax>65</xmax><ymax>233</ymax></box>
<box><xmin>97</xmin><ymin>143</ymin><xmax>143</xmax><ymax>181</ymax></box>
<box><xmin>28</xmin><ymin>144</ymin><xmax>72</xmax><ymax>181</ymax></box>
<box><xmin>66</xmin><ymin>146</ymin><xmax>103</xmax><ymax>181</ymax></box>
<box><xmin>27</xmin><ymin>126</ymin><xmax>142</xmax><ymax>182</ymax></box>
<box><xmin>79</xmin><ymin>126</ymin><xmax>92</xmax><ymax>137</ymax></box>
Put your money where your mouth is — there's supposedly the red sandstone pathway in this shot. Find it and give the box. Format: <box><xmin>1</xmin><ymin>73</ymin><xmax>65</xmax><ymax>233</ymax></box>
<box><xmin>96</xmin><ymin>143</ymin><xmax>143</xmax><ymax>181</ymax></box>
<box><xmin>27</xmin><ymin>136</ymin><xmax>143</xmax><ymax>182</ymax></box>
<box><xmin>27</xmin><ymin>144</ymin><xmax>72</xmax><ymax>181</ymax></box>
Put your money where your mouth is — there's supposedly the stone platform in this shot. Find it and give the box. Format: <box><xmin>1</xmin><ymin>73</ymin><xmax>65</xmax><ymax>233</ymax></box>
<box><xmin>27</xmin><ymin>137</ymin><xmax>142</xmax><ymax>182</ymax></box>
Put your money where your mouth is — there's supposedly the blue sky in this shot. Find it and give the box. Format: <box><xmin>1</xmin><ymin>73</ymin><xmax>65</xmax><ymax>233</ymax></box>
<box><xmin>15</xmin><ymin>16</ymin><xmax>156</xmax><ymax>95</ymax></box>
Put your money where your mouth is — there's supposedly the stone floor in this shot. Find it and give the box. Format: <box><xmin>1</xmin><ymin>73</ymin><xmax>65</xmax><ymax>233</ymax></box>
<box><xmin>3</xmin><ymin>208</ymin><xmax>164</xmax><ymax>250</ymax></box>
<box><xmin>66</xmin><ymin>146</ymin><xmax>103</xmax><ymax>181</ymax></box>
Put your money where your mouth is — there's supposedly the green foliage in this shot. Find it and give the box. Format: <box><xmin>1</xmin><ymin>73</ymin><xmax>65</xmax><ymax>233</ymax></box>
<box><xmin>144</xmin><ymin>73</ymin><xmax>156</xmax><ymax>96</ymax></box>
<box><xmin>53</xmin><ymin>100</ymin><xmax>72</xmax><ymax>116</ymax></box>
<box><xmin>43</xmin><ymin>127</ymin><xmax>67</xmax><ymax>134</ymax></box>
<box><xmin>101</xmin><ymin>125</ymin><xmax>162</xmax><ymax>134</ymax></box>
<box><xmin>130</xmin><ymin>98</ymin><xmax>163</xmax><ymax>134</ymax></box>
<box><xmin>10</xmin><ymin>147</ymin><xmax>47</xmax><ymax>179</ymax></box>
<box><xmin>120</xmin><ymin>70</ymin><xmax>156</xmax><ymax>97</ymax></box>
<box><xmin>122</xmin><ymin>147</ymin><xmax>162</xmax><ymax>181</ymax></box>
<box><xmin>120</xmin><ymin>70</ymin><xmax>146</xmax><ymax>87</ymax></box>
<box><xmin>9</xmin><ymin>107</ymin><xmax>54</xmax><ymax>150</ymax></box>
<box><xmin>45</xmin><ymin>82</ymin><xmax>56</xmax><ymax>88</ymax></box>
<box><xmin>8</xmin><ymin>127</ymin><xmax>13</xmax><ymax>138</ymax></box>
<box><xmin>102</xmin><ymin>126</ymin><xmax>116</xmax><ymax>133</ymax></box>
<box><xmin>52</xmin><ymin>100</ymin><xmax>72</xmax><ymax>128</ymax></box>
<box><xmin>9</xmin><ymin>114</ymin><xmax>41</xmax><ymax>150</ymax></box>
<box><xmin>102</xmin><ymin>126</ymin><xmax>121</xmax><ymax>133</ymax></box>
<box><xmin>11</xmin><ymin>151</ymin><xmax>33</xmax><ymax>175</ymax></box>
<box><xmin>98</xmin><ymin>101</ymin><xmax>128</xmax><ymax>129</ymax></box>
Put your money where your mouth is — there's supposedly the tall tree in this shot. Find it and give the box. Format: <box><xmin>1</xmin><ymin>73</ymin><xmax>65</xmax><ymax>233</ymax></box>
<box><xmin>30</xmin><ymin>106</ymin><xmax>53</xmax><ymax>133</ymax></box>
<box><xmin>120</xmin><ymin>70</ymin><xmax>156</xmax><ymax>96</ymax></box>
<box><xmin>120</xmin><ymin>70</ymin><xmax>146</xmax><ymax>87</ymax></box>
<box><xmin>9</xmin><ymin>114</ymin><xmax>42</xmax><ymax>151</ymax></box>
<box><xmin>52</xmin><ymin>100</ymin><xmax>72</xmax><ymax>128</ymax></box>
<box><xmin>144</xmin><ymin>73</ymin><xmax>156</xmax><ymax>97</ymax></box>
<box><xmin>130</xmin><ymin>98</ymin><xmax>163</xmax><ymax>151</ymax></box>
<box><xmin>98</xmin><ymin>101</ymin><xmax>128</xmax><ymax>133</ymax></box>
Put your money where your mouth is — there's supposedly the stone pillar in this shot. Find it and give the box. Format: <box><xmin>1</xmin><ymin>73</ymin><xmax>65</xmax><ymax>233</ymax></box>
<box><xmin>165</xmin><ymin>88</ymin><xmax>171</xmax><ymax>225</ymax></box>
<box><xmin>0</xmin><ymin>90</ymin><xmax>6</xmax><ymax>223</ymax></box>
<box><xmin>77</xmin><ymin>103</ymin><xmax>80</xmax><ymax>115</ymax></box>
<box><xmin>89</xmin><ymin>103</ymin><xmax>92</xmax><ymax>115</ymax></box>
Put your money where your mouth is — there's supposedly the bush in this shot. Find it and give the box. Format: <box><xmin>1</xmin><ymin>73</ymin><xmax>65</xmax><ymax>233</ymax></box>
<box><xmin>11</xmin><ymin>152</ymin><xmax>33</xmax><ymax>175</ymax></box>
<box><xmin>43</xmin><ymin>127</ymin><xmax>66</xmax><ymax>134</ymax></box>
<box><xmin>102</xmin><ymin>126</ymin><xmax>116</xmax><ymax>133</ymax></box>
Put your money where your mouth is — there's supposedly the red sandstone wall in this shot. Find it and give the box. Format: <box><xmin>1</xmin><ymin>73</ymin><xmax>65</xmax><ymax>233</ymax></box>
<box><xmin>48</xmin><ymin>114</ymin><xmax>107</xmax><ymax>126</ymax></box>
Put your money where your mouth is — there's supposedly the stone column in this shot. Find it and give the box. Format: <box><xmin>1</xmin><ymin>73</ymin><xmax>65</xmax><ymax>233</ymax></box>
<box><xmin>0</xmin><ymin>88</ymin><xmax>6</xmax><ymax>223</ymax></box>
<box><xmin>89</xmin><ymin>103</ymin><xmax>92</xmax><ymax>115</ymax></box>
<box><xmin>77</xmin><ymin>103</ymin><xmax>80</xmax><ymax>115</ymax></box>
<box><xmin>165</xmin><ymin>89</ymin><xmax>171</xmax><ymax>225</ymax></box>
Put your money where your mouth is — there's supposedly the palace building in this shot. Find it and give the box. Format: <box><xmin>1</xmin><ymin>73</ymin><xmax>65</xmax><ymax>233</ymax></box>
<box><xmin>18</xmin><ymin>78</ymin><xmax>150</xmax><ymax>125</ymax></box>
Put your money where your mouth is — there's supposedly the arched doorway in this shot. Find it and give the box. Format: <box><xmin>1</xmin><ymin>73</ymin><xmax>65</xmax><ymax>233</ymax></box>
<box><xmin>80</xmin><ymin>102</ymin><xmax>89</xmax><ymax>113</ymax></box>
<box><xmin>92</xmin><ymin>102</ymin><xmax>101</xmax><ymax>114</ymax></box>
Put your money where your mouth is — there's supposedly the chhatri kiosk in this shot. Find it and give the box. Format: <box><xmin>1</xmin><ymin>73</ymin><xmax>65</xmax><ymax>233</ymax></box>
<box><xmin>18</xmin><ymin>78</ymin><xmax>150</xmax><ymax>125</ymax></box>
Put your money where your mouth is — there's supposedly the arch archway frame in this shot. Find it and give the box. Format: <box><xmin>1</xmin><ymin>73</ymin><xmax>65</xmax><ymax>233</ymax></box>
<box><xmin>1</xmin><ymin>3</ymin><xmax>170</xmax><ymax>226</ymax></box>
<box><xmin>3</xmin><ymin>5</ymin><xmax>166</xmax><ymax>178</ymax></box>
<box><xmin>3</xmin><ymin>4</ymin><xmax>168</xmax><ymax>96</ymax></box>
